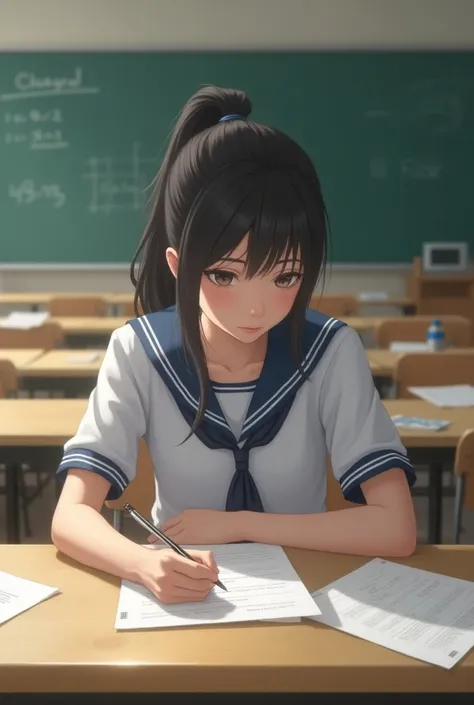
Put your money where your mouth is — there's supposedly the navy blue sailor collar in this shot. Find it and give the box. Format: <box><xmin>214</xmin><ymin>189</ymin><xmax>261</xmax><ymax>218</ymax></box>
<box><xmin>128</xmin><ymin>305</ymin><xmax>346</xmax><ymax>445</ymax></box>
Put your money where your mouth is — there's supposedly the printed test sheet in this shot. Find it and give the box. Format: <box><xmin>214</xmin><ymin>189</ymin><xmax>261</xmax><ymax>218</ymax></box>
<box><xmin>115</xmin><ymin>543</ymin><xmax>319</xmax><ymax>630</ymax></box>
<box><xmin>308</xmin><ymin>558</ymin><xmax>474</xmax><ymax>669</ymax></box>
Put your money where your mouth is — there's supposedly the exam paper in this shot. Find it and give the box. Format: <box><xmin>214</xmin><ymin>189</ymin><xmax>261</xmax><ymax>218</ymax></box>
<box><xmin>358</xmin><ymin>292</ymin><xmax>389</xmax><ymax>302</ymax></box>
<box><xmin>0</xmin><ymin>570</ymin><xmax>60</xmax><ymax>625</ymax></box>
<box><xmin>408</xmin><ymin>384</ymin><xmax>474</xmax><ymax>408</ymax></box>
<box><xmin>308</xmin><ymin>558</ymin><xmax>474</xmax><ymax>669</ymax></box>
<box><xmin>0</xmin><ymin>311</ymin><xmax>50</xmax><ymax>330</ymax></box>
<box><xmin>115</xmin><ymin>543</ymin><xmax>319</xmax><ymax>630</ymax></box>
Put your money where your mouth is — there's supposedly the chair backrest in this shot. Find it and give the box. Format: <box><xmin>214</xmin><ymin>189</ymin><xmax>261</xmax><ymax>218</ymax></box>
<box><xmin>375</xmin><ymin>318</ymin><xmax>473</xmax><ymax>348</ymax></box>
<box><xmin>394</xmin><ymin>351</ymin><xmax>474</xmax><ymax>398</ymax></box>
<box><xmin>49</xmin><ymin>296</ymin><xmax>107</xmax><ymax>317</ymax></box>
<box><xmin>122</xmin><ymin>301</ymin><xmax>143</xmax><ymax>318</ymax></box>
<box><xmin>454</xmin><ymin>429</ymin><xmax>474</xmax><ymax>510</ymax></box>
<box><xmin>310</xmin><ymin>294</ymin><xmax>358</xmax><ymax>318</ymax></box>
<box><xmin>0</xmin><ymin>360</ymin><xmax>19</xmax><ymax>396</ymax></box>
<box><xmin>0</xmin><ymin>322</ymin><xmax>64</xmax><ymax>350</ymax></box>
<box><xmin>106</xmin><ymin>447</ymin><xmax>355</xmax><ymax>518</ymax></box>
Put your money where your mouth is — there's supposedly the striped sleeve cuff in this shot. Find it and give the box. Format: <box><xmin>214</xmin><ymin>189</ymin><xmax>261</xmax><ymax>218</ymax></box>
<box><xmin>56</xmin><ymin>448</ymin><xmax>130</xmax><ymax>500</ymax></box>
<box><xmin>338</xmin><ymin>449</ymin><xmax>416</xmax><ymax>505</ymax></box>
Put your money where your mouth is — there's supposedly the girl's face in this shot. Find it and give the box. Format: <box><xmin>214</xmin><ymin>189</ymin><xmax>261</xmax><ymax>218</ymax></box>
<box><xmin>199</xmin><ymin>234</ymin><xmax>303</xmax><ymax>343</ymax></box>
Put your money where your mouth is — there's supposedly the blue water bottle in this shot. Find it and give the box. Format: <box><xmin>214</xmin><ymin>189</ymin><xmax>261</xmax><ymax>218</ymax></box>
<box><xmin>427</xmin><ymin>319</ymin><xmax>445</xmax><ymax>351</ymax></box>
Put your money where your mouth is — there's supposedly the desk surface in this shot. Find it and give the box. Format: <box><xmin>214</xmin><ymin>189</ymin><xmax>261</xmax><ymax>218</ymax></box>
<box><xmin>0</xmin><ymin>348</ymin><xmax>44</xmax><ymax>367</ymax></box>
<box><xmin>0</xmin><ymin>398</ymin><xmax>471</xmax><ymax>448</ymax></box>
<box><xmin>367</xmin><ymin>348</ymin><xmax>474</xmax><ymax>377</ymax></box>
<box><xmin>49</xmin><ymin>316</ymin><xmax>129</xmax><ymax>334</ymax></box>
<box><xmin>0</xmin><ymin>544</ymin><xmax>472</xmax><ymax>693</ymax></box>
<box><xmin>20</xmin><ymin>349</ymin><xmax>105</xmax><ymax>377</ymax></box>
<box><xmin>0</xmin><ymin>292</ymin><xmax>133</xmax><ymax>306</ymax></box>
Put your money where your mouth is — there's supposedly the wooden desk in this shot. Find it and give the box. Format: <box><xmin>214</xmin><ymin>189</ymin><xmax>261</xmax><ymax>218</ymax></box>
<box><xmin>20</xmin><ymin>349</ymin><xmax>105</xmax><ymax>377</ymax></box>
<box><xmin>0</xmin><ymin>292</ymin><xmax>134</xmax><ymax>315</ymax></box>
<box><xmin>342</xmin><ymin>314</ymin><xmax>470</xmax><ymax>335</ymax></box>
<box><xmin>1</xmin><ymin>399</ymin><xmax>472</xmax><ymax>544</ymax></box>
<box><xmin>0</xmin><ymin>348</ymin><xmax>44</xmax><ymax>367</ymax></box>
<box><xmin>367</xmin><ymin>348</ymin><xmax>474</xmax><ymax>378</ymax></box>
<box><xmin>0</xmin><ymin>545</ymin><xmax>472</xmax><ymax>694</ymax></box>
<box><xmin>357</xmin><ymin>296</ymin><xmax>416</xmax><ymax>314</ymax></box>
<box><xmin>49</xmin><ymin>316</ymin><xmax>128</xmax><ymax>335</ymax></box>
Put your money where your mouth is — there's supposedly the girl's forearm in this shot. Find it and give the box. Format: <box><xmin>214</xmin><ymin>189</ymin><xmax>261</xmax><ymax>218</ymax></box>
<box><xmin>238</xmin><ymin>504</ymin><xmax>416</xmax><ymax>557</ymax></box>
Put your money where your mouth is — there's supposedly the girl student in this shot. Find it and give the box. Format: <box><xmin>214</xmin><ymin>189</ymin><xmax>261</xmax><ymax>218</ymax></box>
<box><xmin>51</xmin><ymin>85</ymin><xmax>417</xmax><ymax>605</ymax></box>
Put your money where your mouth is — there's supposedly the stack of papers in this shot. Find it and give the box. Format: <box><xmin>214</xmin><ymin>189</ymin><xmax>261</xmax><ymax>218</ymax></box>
<box><xmin>408</xmin><ymin>384</ymin><xmax>474</xmax><ymax>407</ymax></box>
<box><xmin>309</xmin><ymin>558</ymin><xmax>474</xmax><ymax>670</ymax></box>
<box><xmin>0</xmin><ymin>570</ymin><xmax>60</xmax><ymax>625</ymax></box>
<box><xmin>115</xmin><ymin>543</ymin><xmax>319</xmax><ymax>630</ymax></box>
<box><xmin>390</xmin><ymin>341</ymin><xmax>430</xmax><ymax>352</ymax></box>
<box><xmin>358</xmin><ymin>292</ymin><xmax>389</xmax><ymax>302</ymax></box>
<box><xmin>0</xmin><ymin>311</ymin><xmax>50</xmax><ymax>330</ymax></box>
<box><xmin>391</xmin><ymin>415</ymin><xmax>451</xmax><ymax>431</ymax></box>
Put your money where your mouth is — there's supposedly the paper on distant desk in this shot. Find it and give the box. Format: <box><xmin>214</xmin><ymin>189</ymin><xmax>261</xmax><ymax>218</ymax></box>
<box><xmin>308</xmin><ymin>558</ymin><xmax>474</xmax><ymax>669</ymax></box>
<box><xmin>0</xmin><ymin>311</ymin><xmax>49</xmax><ymax>330</ymax></box>
<box><xmin>65</xmin><ymin>352</ymin><xmax>101</xmax><ymax>363</ymax></box>
<box><xmin>358</xmin><ymin>292</ymin><xmax>389</xmax><ymax>301</ymax></box>
<box><xmin>115</xmin><ymin>543</ymin><xmax>319</xmax><ymax>630</ymax></box>
<box><xmin>0</xmin><ymin>570</ymin><xmax>60</xmax><ymax>625</ymax></box>
<box><xmin>389</xmin><ymin>341</ymin><xmax>429</xmax><ymax>352</ymax></box>
<box><xmin>408</xmin><ymin>384</ymin><xmax>474</xmax><ymax>407</ymax></box>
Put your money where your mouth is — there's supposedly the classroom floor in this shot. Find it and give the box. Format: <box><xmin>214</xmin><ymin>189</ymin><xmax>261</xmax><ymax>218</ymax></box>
<box><xmin>1</xmin><ymin>468</ymin><xmax>473</xmax><ymax>545</ymax></box>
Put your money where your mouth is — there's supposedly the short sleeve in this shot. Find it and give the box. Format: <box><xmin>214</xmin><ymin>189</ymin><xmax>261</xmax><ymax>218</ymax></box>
<box><xmin>56</xmin><ymin>326</ymin><xmax>149</xmax><ymax>500</ymax></box>
<box><xmin>319</xmin><ymin>327</ymin><xmax>416</xmax><ymax>504</ymax></box>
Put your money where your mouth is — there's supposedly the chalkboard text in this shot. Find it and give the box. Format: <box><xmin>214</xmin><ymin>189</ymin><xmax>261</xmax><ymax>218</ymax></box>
<box><xmin>8</xmin><ymin>180</ymin><xmax>66</xmax><ymax>209</ymax></box>
<box><xmin>0</xmin><ymin>69</ymin><xmax>100</xmax><ymax>102</ymax></box>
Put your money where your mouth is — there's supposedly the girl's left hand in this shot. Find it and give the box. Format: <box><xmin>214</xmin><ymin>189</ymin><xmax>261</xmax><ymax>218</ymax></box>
<box><xmin>148</xmin><ymin>509</ymin><xmax>243</xmax><ymax>546</ymax></box>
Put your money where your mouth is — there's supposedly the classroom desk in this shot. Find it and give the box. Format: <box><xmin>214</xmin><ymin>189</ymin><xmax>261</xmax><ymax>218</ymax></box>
<box><xmin>342</xmin><ymin>314</ymin><xmax>470</xmax><ymax>334</ymax></box>
<box><xmin>18</xmin><ymin>349</ymin><xmax>105</xmax><ymax>396</ymax></box>
<box><xmin>0</xmin><ymin>292</ymin><xmax>134</xmax><ymax>316</ymax></box>
<box><xmin>1</xmin><ymin>399</ymin><xmax>471</xmax><ymax>546</ymax></box>
<box><xmin>367</xmin><ymin>347</ymin><xmax>474</xmax><ymax>378</ymax></box>
<box><xmin>0</xmin><ymin>544</ymin><xmax>472</xmax><ymax>696</ymax></box>
<box><xmin>357</xmin><ymin>295</ymin><xmax>416</xmax><ymax>315</ymax></box>
<box><xmin>0</xmin><ymin>348</ymin><xmax>44</xmax><ymax>368</ymax></box>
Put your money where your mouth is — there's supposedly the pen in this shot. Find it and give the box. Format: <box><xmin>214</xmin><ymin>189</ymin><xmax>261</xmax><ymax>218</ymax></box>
<box><xmin>123</xmin><ymin>503</ymin><xmax>227</xmax><ymax>592</ymax></box>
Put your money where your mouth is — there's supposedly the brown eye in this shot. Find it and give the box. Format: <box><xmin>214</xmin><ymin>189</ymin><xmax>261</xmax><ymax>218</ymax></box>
<box><xmin>205</xmin><ymin>270</ymin><xmax>237</xmax><ymax>286</ymax></box>
<box><xmin>275</xmin><ymin>273</ymin><xmax>301</xmax><ymax>288</ymax></box>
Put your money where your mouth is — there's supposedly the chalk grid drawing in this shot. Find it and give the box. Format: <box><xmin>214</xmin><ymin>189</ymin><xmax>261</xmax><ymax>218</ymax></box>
<box><xmin>84</xmin><ymin>143</ymin><xmax>157</xmax><ymax>214</ymax></box>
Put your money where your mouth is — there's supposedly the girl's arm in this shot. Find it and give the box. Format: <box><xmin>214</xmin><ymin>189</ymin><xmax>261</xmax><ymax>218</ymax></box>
<box><xmin>238</xmin><ymin>467</ymin><xmax>417</xmax><ymax>556</ymax></box>
<box><xmin>51</xmin><ymin>469</ymin><xmax>149</xmax><ymax>581</ymax></box>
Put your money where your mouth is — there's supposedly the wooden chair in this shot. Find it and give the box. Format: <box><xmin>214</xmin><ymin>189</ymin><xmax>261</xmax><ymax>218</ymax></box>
<box><xmin>48</xmin><ymin>296</ymin><xmax>107</xmax><ymax>317</ymax></box>
<box><xmin>0</xmin><ymin>322</ymin><xmax>64</xmax><ymax>349</ymax></box>
<box><xmin>122</xmin><ymin>300</ymin><xmax>143</xmax><ymax>318</ymax></box>
<box><xmin>0</xmin><ymin>362</ymin><xmax>34</xmax><ymax>536</ymax></box>
<box><xmin>0</xmin><ymin>359</ymin><xmax>19</xmax><ymax>397</ymax></box>
<box><xmin>106</xmin><ymin>448</ymin><xmax>354</xmax><ymax>531</ymax></box>
<box><xmin>453</xmin><ymin>429</ymin><xmax>474</xmax><ymax>543</ymax></box>
<box><xmin>375</xmin><ymin>318</ymin><xmax>473</xmax><ymax>348</ymax></box>
<box><xmin>393</xmin><ymin>351</ymin><xmax>474</xmax><ymax>398</ymax></box>
<box><xmin>309</xmin><ymin>294</ymin><xmax>358</xmax><ymax>318</ymax></box>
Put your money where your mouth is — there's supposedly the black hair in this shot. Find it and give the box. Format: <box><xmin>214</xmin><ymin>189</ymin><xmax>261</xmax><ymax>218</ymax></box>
<box><xmin>130</xmin><ymin>85</ymin><xmax>329</xmax><ymax>435</ymax></box>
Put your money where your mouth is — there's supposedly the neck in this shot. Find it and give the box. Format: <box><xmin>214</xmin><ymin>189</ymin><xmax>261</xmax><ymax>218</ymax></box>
<box><xmin>200</xmin><ymin>312</ymin><xmax>267</xmax><ymax>373</ymax></box>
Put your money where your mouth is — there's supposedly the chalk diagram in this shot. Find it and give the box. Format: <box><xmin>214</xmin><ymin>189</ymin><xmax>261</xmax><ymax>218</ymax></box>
<box><xmin>83</xmin><ymin>142</ymin><xmax>157</xmax><ymax>214</ymax></box>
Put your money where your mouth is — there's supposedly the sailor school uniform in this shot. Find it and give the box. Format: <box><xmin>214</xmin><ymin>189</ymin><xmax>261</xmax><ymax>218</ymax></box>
<box><xmin>56</xmin><ymin>307</ymin><xmax>416</xmax><ymax>524</ymax></box>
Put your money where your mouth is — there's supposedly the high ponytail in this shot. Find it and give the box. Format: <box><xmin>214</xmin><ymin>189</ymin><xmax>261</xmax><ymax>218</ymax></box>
<box><xmin>130</xmin><ymin>85</ymin><xmax>252</xmax><ymax>315</ymax></box>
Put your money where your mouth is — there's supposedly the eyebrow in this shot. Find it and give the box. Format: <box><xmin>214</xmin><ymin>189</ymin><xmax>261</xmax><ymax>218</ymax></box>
<box><xmin>217</xmin><ymin>257</ymin><xmax>302</xmax><ymax>266</ymax></box>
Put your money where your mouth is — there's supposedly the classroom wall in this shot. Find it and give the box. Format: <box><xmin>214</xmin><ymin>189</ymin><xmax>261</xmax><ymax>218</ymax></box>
<box><xmin>1</xmin><ymin>0</ymin><xmax>473</xmax><ymax>295</ymax></box>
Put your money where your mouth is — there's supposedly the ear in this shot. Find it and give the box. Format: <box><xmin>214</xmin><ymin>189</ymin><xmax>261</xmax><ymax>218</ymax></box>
<box><xmin>165</xmin><ymin>247</ymin><xmax>179</xmax><ymax>279</ymax></box>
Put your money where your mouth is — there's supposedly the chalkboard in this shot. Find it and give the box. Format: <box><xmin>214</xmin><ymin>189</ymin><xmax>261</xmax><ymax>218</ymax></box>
<box><xmin>1</xmin><ymin>51</ymin><xmax>473</xmax><ymax>264</ymax></box>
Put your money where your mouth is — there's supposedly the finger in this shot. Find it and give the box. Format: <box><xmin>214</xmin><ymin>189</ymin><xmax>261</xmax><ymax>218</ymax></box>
<box><xmin>161</xmin><ymin>589</ymin><xmax>210</xmax><ymax>604</ymax></box>
<box><xmin>172</xmin><ymin>571</ymin><xmax>214</xmax><ymax>593</ymax></box>
<box><xmin>170</xmin><ymin>553</ymin><xmax>218</xmax><ymax>581</ymax></box>
<box><xmin>147</xmin><ymin>534</ymin><xmax>161</xmax><ymax>544</ymax></box>
<box><xmin>165</xmin><ymin>527</ymin><xmax>185</xmax><ymax>541</ymax></box>
<box><xmin>197</xmin><ymin>550</ymin><xmax>219</xmax><ymax>573</ymax></box>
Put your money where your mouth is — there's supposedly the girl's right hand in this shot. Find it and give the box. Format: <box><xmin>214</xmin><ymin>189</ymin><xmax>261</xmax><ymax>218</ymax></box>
<box><xmin>137</xmin><ymin>547</ymin><xmax>219</xmax><ymax>604</ymax></box>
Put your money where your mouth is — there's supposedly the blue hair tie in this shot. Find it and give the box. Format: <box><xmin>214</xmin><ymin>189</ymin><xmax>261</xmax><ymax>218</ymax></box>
<box><xmin>219</xmin><ymin>114</ymin><xmax>246</xmax><ymax>123</ymax></box>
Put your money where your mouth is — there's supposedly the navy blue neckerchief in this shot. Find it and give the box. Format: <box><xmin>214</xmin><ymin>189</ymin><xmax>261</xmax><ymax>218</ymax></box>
<box><xmin>129</xmin><ymin>306</ymin><xmax>346</xmax><ymax>513</ymax></box>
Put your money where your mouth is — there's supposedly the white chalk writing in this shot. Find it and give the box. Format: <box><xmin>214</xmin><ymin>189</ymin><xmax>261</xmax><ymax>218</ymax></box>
<box><xmin>0</xmin><ymin>68</ymin><xmax>100</xmax><ymax>101</ymax></box>
<box><xmin>401</xmin><ymin>159</ymin><xmax>443</xmax><ymax>180</ymax></box>
<box><xmin>84</xmin><ymin>143</ymin><xmax>156</xmax><ymax>214</ymax></box>
<box><xmin>8</xmin><ymin>180</ymin><xmax>66</xmax><ymax>208</ymax></box>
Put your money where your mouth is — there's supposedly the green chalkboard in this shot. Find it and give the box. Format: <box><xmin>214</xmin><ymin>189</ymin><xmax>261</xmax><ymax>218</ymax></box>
<box><xmin>1</xmin><ymin>51</ymin><xmax>473</xmax><ymax>264</ymax></box>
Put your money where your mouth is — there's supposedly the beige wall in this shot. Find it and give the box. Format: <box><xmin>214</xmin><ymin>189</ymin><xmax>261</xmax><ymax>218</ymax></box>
<box><xmin>0</xmin><ymin>0</ymin><xmax>472</xmax><ymax>295</ymax></box>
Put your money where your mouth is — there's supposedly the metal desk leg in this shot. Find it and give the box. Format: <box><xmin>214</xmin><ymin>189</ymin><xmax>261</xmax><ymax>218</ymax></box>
<box><xmin>6</xmin><ymin>463</ymin><xmax>20</xmax><ymax>543</ymax></box>
<box><xmin>428</xmin><ymin>465</ymin><xmax>443</xmax><ymax>544</ymax></box>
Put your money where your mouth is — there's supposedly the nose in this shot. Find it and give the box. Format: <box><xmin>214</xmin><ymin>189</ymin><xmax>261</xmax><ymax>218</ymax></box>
<box><xmin>249</xmin><ymin>303</ymin><xmax>264</xmax><ymax>319</ymax></box>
